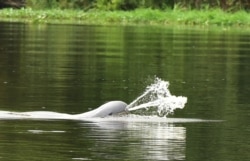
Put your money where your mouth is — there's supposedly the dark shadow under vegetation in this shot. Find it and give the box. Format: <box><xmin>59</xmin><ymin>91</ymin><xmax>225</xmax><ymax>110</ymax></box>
<box><xmin>0</xmin><ymin>0</ymin><xmax>25</xmax><ymax>9</ymax></box>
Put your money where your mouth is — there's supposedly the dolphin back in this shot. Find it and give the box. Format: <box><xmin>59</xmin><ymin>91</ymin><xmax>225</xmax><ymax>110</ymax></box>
<box><xmin>76</xmin><ymin>101</ymin><xmax>127</xmax><ymax>118</ymax></box>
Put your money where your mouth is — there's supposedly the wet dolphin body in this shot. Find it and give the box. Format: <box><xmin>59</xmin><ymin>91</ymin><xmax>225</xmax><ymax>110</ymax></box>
<box><xmin>75</xmin><ymin>101</ymin><xmax>128</xmax><ymax>118</ymax></box>
<box><xmin>0</xmin><ymin>101</ymin><xmax>128</xmax><ymax>120</ymax></box>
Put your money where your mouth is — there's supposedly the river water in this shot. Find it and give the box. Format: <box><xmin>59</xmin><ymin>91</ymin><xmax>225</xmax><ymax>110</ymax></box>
<box><xmin>0</xmin><ymin>22</ymin><xmax>249</xmax><ymax>161</ymax></box>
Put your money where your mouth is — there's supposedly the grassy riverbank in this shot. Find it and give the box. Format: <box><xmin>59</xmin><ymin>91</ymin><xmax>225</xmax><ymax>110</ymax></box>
<box><xmin>0</xmin><ymin>8</ymin><xmax>249</xmax><ymax>27</ymax></box>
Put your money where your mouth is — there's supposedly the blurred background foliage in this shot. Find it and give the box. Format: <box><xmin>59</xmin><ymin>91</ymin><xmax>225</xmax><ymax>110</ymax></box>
<box><xmin>2</xmin><ymin>0</ymin><xmax>249</xmax><ymax>11</ymax></box>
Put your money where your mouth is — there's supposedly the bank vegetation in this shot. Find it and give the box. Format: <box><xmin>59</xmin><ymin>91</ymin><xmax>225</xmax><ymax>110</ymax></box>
<box><xmin>0</xmin><ymin>0</ymin><xmax>249</xmax><ymax>27</ymax></box>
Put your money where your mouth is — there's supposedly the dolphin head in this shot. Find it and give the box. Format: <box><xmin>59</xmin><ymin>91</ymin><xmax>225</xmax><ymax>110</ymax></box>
<box><xmin>78</xmin><ymin>101</ymin><xmax>128</xmax><ymax>118</ymax></box>
<box><xmin>95</xmin><ymin>101</ymin><xmax>128</xmax><ymax>117</ymax></box>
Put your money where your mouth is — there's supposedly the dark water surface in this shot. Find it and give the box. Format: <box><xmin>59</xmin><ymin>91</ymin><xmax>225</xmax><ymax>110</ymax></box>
<box><xmin>0</xmin><ymin>22</ymin><xmax>249</xmax><ymax>161</ymax></box>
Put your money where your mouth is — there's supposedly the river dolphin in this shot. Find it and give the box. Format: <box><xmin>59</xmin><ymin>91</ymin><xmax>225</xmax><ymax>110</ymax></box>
<box><xmin>0</xmin><ymin>101</ymin><xmax>128</xmax><ymax>120</ymax></box>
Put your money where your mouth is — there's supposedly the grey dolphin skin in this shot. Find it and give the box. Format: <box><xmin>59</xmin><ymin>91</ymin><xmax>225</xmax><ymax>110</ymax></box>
<box><xmin>75</xmin><ymin>101</ymin><xmax>128</xmax><ymax>118</ymax></box>
<box><xmin>0</xmin><ymin>101</ymin><xmax>128</xmax><ymax>120</ymax></box>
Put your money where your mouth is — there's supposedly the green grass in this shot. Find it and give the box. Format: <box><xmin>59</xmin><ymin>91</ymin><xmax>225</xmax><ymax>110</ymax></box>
<box><xmin>0</xmin><ymin>8</ymin><xmax>249</xmax><ymax>27</ymax></box>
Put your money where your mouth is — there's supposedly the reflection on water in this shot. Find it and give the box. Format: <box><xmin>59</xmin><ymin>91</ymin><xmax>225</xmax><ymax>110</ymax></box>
<box><xmin>0</xmin><ymin>118</ymin><xmax>187</xmax><ymax>161</ymax></box>
<box><xmin>85</xmin><ymin>121</ymin><xmax>186</xmax><ymax>160</ymax></box>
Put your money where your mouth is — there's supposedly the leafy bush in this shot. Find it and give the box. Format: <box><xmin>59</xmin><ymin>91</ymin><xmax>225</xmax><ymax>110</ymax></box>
<box><xmin>25</xmin><ymin>0</ymin><xmax>250</xmax><ymax>11</ymax></box>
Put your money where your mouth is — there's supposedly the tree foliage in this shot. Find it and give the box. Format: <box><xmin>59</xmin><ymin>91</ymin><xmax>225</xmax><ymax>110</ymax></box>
<box><xmin>1</xmin><ymin>0</ymin><xmax>249</xmax><ymax>11</ymax></box>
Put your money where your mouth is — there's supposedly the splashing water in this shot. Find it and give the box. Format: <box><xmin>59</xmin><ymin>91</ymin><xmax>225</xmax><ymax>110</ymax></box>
<box><xmin>126</xmin><ymin>77</ymin><xmax>187</xmax><ymax>116</ymax></box>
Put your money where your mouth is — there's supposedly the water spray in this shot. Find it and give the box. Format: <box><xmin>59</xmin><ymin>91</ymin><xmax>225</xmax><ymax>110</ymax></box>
<box><xmin>126</xmin><ymin>77</ymin><xmax>187</xmax><ymax>116</ymax></box>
